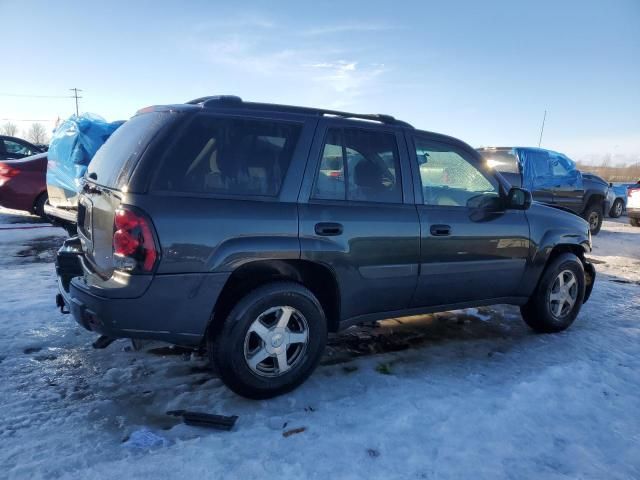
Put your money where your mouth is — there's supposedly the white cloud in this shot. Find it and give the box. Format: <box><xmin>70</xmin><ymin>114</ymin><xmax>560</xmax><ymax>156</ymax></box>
<box><xmin>192</xmin><ymin>28</ymin><xmax>389</xmax><ymax>109</ymax></box>
<box><xmin>302</xmin><ymin>23</ymin><xmax>398</xmax><ymax>36</ymax></box>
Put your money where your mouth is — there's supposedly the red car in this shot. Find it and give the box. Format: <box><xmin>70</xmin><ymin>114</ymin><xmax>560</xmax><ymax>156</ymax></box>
<box><xmin>0</xmin><ymin>153</ymin><xmax>48</xmax><ymax>217</ymax></box>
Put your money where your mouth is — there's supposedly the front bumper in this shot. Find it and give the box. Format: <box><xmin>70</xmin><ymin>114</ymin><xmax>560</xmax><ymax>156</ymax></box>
<box><xmin>55</xmin><ymin>238</ymin><xmax>230</xmax><ymax>345</ymax></box>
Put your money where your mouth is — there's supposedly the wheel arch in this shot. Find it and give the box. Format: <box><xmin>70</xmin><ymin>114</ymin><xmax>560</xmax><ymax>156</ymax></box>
<box><xmin>526</xmin><ymin>240</ymin><xmax>594</xmax><ymax>302</ymax></box>
<box><xmin>205</xmin><ymin>259</ymin><xmax>341</xmax><ymax>343</ymax></box>
<box><xmin>583</xmin><ymin>191</ymin><xmax>605</xmax><ymax>211</ymax></box>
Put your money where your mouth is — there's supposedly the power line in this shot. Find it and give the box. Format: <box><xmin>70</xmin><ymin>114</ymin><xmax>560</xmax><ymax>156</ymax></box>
<box><xmin>0</xmin><ymin>92</ymin><xmax>72</xmax><ymax>99</ymax></box>
<box><xmin>1</xmin><ymin>118</ymin><xmax>56</xmax><ymax>122</ymax></box>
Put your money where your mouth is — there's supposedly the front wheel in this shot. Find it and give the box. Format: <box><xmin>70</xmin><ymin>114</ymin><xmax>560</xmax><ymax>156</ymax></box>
<box><xmin>210</xmin><ymin>282</ymin><xmax>327</xmax><ymax>399</ymax></box>
<box><xmin>521</xmin><ymin>253</ymin><xmax>586</xmax><ymax>333</ymax></box>
<box><xmin>609</xmin><ymin>199</ymin><xmax>624</xmax><ymax>218</ymax></box>
<box><xmin>582</xmin><ymin>203</ymin><xmax>603</xmax><ymax>235</ymax></box>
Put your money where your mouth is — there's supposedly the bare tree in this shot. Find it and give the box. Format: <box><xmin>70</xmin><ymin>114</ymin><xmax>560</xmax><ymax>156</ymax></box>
<box><xmin>26</xmin><ymin>123</ymin><xmax>48</xmax><ymax>144</ymax></box>
<box><xmin>1</xmin><ymin>121</ymin><xmax>18</xmax><ymax>136</ymax></box>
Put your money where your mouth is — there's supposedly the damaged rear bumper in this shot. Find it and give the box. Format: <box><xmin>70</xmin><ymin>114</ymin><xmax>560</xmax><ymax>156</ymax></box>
<box><xmin>55</xmin><ymin>237</ymin><xmax>229</xmax><ymax>346</ymax></box>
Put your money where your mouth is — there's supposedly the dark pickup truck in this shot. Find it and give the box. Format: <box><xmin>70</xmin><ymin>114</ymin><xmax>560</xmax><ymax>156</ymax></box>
<box><xmin>477</xmin><ymin>147</ymin><xmax>609</xmax><ymax>234</ymax></box>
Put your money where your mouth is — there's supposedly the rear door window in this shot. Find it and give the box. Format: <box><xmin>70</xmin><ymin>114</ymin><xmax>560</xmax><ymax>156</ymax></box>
<box><xmin>152</xmin><ymin>115</ymin><xmax>301</xmax><ymax>197</ymax></box>
<box><xmin>87</xmin><ymin>112</ymin><xmax>172</xmax><ymax>188</ymax></box>
<box><xmin>312</xmin><ymin>127</ymin><xmax>402</xmax><ymax>203</ymax></box>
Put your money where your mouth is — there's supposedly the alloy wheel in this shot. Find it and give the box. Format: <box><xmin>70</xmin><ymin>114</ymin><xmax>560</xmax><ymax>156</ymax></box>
<box><xmin>614</xmin><ymin>201</ymin><xmax>623</xmax><ymax>217</ymax></box>
<box><xmin>548</xmin><ymin>270</ymin><xmax>578</xmax><ymax>318</ymax></box>
<box><xmin>243</xmin><ymin>306</ymin><xmax>309</xmax><ymax>377</ymax></box>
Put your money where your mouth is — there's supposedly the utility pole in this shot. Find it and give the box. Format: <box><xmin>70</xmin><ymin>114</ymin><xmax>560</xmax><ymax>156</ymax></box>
<box><xmin>538</xmin><ymin>109</ymin><xmax>547</xmax><ymax>147</ymax></box>
<box><xmin>69</xmin><ymin>88</ymin><xmax>83</xmax><ymax>116</ymax></box>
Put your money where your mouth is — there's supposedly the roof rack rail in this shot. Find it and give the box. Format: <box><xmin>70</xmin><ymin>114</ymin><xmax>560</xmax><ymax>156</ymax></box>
<box><xmin>319</xmin><ymin>110</ymin><xmax>412</xmax><ymax>128</ymax></box>
<box><xmin>186</xmin><ymin>95</ymin><xmax>243</xmax><ymax>106</ymax></box>
<box><xmin>185</xmin><ymin>96</ymin><xmax>412</xmax><ymax>128</ymax></box>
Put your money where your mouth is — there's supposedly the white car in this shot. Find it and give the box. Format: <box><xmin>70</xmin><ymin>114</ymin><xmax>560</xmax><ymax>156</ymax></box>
<box><xmin>627</xmin><ymin>184</ymin><xmax>640</xmax><ymax>227</ymax></box>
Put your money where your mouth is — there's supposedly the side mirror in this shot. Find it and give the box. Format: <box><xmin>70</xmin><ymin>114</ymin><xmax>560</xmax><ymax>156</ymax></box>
<box><xmin>507</xmin><ymin>187</ymin><xmax>532</xmax><ymax>210</ymax></box>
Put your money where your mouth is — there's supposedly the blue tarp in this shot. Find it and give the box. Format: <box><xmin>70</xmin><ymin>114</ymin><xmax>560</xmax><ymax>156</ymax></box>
<box><xmin>517</xmin><ymin>147</ymin><xmax>583</xmax><ymax>191</ymax></box>
<box><xmin>46</xmin><ymin>113</ymin><xmax>124</xmax><ymax>195</ymax></box>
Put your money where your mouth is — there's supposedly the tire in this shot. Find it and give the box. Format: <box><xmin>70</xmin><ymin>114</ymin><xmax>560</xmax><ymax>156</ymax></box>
<box><xmin>210</xmin><ymin>282</ymin><xmax>327</xmax><ymax>399</ymax></box>
<box><xmin>631</xmin><ymin>217</ymin><xmax>640</xmax><ymax>227</ymax></box>
<box><xmin>582</xmin><ymin>203</ymin><xmax>603</xmax><ymax>235</ymax></box>
<box><xmin>520</xmin><ymin>253</ymin><xmax>586</xmax><ymax>333</ymax></box>
<box><xmin>609</xmin><ymin>199</ymin><xmax>624</xmax><ymax>218</ymax></box>
<box><xmin>33</xmin><ymin>192</ymin><xmax>48</xmax><ymax>219</ymax></box>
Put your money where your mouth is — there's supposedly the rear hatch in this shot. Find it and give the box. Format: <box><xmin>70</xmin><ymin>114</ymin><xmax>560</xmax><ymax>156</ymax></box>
<box><xmin>77</xmin><ymin>111</ymin><xmax>174</xmax><ymax>279</ymax></box>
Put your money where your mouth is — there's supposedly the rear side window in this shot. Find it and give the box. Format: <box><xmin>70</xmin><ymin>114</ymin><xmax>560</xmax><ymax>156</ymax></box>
<box><xmin>87</xmin><ymin>112</ymin><xmax>171</xmax><ymax>188</ymax></box>
<box><xmin>152</xmin><ymin>115</ymin><xmax>301</xmax><ymax>197</ymax></box>
<box><xmin>313</xmin><ymin>127</ymin><xmax>402</xmax><ymax>203</ymax></box>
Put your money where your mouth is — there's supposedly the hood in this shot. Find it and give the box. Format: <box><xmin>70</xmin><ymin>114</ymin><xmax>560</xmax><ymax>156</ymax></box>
<box><xmin>582</xmin><ymin>173</ymin><xmax>609</xmax><ymax>192</ymax></box>
<box><xmin>533</xmin><ymin>200</ymin><xmax>580</xmax><ymax>217</ymax></box>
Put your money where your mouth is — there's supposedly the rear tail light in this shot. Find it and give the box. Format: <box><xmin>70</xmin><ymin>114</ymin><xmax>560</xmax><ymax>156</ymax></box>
<box><xmin>0</xmin><ymin>162</ymin><xmax>19</xmax><ymax>181</ymax></box>
<box><xmin>113</xmin><ymin>206</ymin><xmax>159</xmax><ymax>273</ymax></box>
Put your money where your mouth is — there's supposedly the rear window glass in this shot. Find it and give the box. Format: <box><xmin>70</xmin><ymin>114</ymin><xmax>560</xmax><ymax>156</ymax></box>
<box><xmin>87</xmin><ymin>112</ymin><xmax>171</xmax><ymax>188</ymax></box>
<box><xmin>152</xmin><ymin>115</ymin><xmax>301</xmax><ymax>196</ymax></box>
<box><xmin>478</xmin><ymin>149</ymin><xmax>520</xmax><ymax>174</ymax></box>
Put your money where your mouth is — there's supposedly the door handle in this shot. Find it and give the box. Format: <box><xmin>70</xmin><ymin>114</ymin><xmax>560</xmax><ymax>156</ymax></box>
<box><xmin>315</xmin><ymin>222</ymin><xmax>343</xmax><ymax>236</ymax></box>
<box><xmin>430</xmin><ymin>224</ymin><xmax>451</xmax><ymax>236</ymax></box>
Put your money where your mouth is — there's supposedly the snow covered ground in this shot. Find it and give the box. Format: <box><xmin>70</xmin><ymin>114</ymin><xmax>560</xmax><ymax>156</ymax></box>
<box><xmin>1</xmin><ymin>207</ymin><xmax>639</xmax><ymax>479</ymax></box>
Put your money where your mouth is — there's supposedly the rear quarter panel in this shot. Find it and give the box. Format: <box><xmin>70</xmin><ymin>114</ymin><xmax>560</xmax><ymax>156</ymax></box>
<box><xmin>131</xmin><ymin>194</ymin><xmax>300</xmax><ymax>274</ymax></box>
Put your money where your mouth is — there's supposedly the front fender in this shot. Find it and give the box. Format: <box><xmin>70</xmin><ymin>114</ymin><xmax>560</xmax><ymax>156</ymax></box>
<box><xmin>521</xmin><ymin>229</ymin><xmax>592</xmax><ymax>298</ymax></box>
<box><xmin>521</xmin><ymin>202</ymin><xmax>592</xmax><ymax>296</ymax></box>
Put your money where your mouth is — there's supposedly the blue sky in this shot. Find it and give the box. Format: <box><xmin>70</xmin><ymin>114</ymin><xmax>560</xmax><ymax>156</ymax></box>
<box><xmin>1</xmin><ymin>0</ymin><xmax>638</xmax><ymax>163</ymax></box>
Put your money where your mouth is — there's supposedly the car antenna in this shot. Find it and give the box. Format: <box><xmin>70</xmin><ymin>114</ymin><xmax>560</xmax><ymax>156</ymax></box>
<box><xmin>538</xmin><ymin>109</ymin><xmax>547</xmax><ymax>147</ymax></box>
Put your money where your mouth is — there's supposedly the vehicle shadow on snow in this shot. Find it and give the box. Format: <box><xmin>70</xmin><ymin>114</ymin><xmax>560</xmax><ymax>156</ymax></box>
<box><xmin>322</xmin><ymin>307</ymin><xmax>522</xmax><ymax>365</ymax></box>
<box><xmin>10</xmin><ymin>236</ymin><xmax>64</xmax><ymax>264</ymax></box>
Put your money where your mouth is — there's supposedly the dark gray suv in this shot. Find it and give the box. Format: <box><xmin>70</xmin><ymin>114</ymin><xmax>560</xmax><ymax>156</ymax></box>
<box><xmin>56</xmin><ymin>96</ymin><xmax>595</xmax><ymax>399</ymax></box>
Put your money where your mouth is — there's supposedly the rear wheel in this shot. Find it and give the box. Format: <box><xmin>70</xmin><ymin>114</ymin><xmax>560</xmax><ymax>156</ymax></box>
<box><xmin>582</xmin><ymin>203</ymin><xmax>603</xmax><ymax>235</ymax></box>
<box><xmin>630</xmin><ymin>217</ymin><xmax>640</xmax><ymax>227</ymax></box>
<box><xmin>33</xmin><ymin>192</ymin><xmax>48</xmax><ymax>219</ymax></box>
<box><xmin>521</xmin><ymin>253</ymin><xmax>585</xmax><ymax>333</ymax></box>
<box><xmin>210</xmin><ymin>282</ymin><xmax>327</xmax><ymax>399</ymax></box>
<box><xmin>609</xmin><ymin>199</ymin><xmax>624</xmax><ymax>218</ymax></box>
